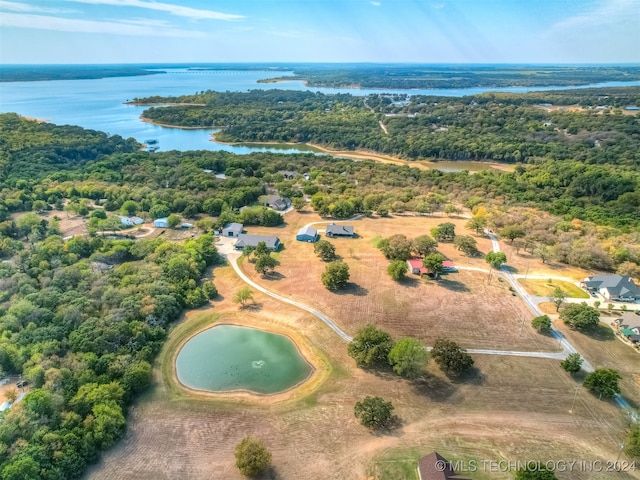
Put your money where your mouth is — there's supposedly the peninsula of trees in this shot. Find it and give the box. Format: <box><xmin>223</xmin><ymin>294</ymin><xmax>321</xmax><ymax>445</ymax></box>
<box><xmin>135</xmin><ymin>87</ymin><xmax>640</xmax><ymax>228</ymax></box>
<box><xmin>0</xmin><ymin>108</ymin><xmax>639</xmax><ymax>477</ymax></box>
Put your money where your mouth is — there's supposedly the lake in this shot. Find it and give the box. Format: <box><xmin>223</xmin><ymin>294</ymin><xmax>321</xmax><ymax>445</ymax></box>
<box><xmin>175</xmin><ymin>324</ymin><xmax>313</xmax><ymax>395</ymax></box>
<box><xmin>1</xmin><ymin>67</ymin><xmax>639</xmax><ymax>161</ymax></box>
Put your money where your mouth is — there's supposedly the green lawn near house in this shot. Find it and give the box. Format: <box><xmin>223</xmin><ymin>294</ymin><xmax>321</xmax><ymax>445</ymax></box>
<box><xmin>517</xmin><ymin>279</ymin><xmax>590</xmax><ymax>298</ymax></box>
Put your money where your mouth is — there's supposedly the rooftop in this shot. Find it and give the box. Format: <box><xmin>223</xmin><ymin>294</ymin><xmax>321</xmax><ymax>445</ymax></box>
<box><xmin>326</xmin><ymin>223</ymin><xmax>354</xmax><ymax>236</ymax></box>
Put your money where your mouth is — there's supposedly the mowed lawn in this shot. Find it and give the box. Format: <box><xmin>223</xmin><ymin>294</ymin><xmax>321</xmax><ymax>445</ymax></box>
<box><xmin>87</xmin><ymin>259</ymin><xmax>637</xmax><ymax>480</ymax></box>
<box><xmin>244</xmin><ymin>211</ymin><xmax>559</xmax><ymax>352</ymax></box>
<box><xmin>518</xmin><ymin>279</ymin><xmax>590</xmax><ymax>298</ymax></box>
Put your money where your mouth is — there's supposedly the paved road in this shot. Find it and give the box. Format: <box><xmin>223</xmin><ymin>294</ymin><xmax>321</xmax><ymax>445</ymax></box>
<box><xmin>217</xmin><ymin>237</ymin><xmax>353</xmax><ymax>342</ymax></box>
<box><xmin>488</xmin><ymin>232</ymin><xmax>636</xmax><ymax>417</ymax></box>
<box><xmin>218</xmin><ymin>233</ymin><xmax>584</xmax><ymax>362</ymax></box>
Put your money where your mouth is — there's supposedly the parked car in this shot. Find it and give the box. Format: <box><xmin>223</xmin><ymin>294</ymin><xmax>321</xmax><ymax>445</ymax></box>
<box><xmin>16</xmin><ymin>380</ymin><xmax>27</xmax><ymax>388</ymax></box>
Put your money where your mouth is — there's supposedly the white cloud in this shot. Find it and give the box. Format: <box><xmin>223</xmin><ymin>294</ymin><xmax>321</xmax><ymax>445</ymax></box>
<box><xmin>0</xmin><ymin>0</ymin><xmax>74</xmax><ymax>13</ymax></box>
<box><xmin>370</xmin><ymin>1</ymin><xmax>381</xmax><ymax>6</ymax></box>
<box><xmin>0</xmin><ymin>12</ymin><xmax>206</xmax><ymax>37</ymax></box>
<box><xmin>64</xmin><ymin>0</ymin><xmax>244</xmax><ymax>21</ymax></box>
<box><xmin>546</xmin><ymin>0</ymin><xmax>637</xmax><ymax>32</ymax></box>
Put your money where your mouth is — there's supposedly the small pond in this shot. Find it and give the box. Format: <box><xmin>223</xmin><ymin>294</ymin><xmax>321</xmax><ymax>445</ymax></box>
<box><xmin>176</xmin><ymin>325</ymin><xmax>313</xmax><ymax>395</ymax></box>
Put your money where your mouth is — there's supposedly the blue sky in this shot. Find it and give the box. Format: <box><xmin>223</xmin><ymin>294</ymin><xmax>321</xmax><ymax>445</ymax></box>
<box><xmin>0</xmin><ymin>0</ymin><xmax>638</xmax><ymax>64</ymax></box>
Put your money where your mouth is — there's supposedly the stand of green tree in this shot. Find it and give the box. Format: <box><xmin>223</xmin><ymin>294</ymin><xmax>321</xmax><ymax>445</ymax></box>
<box><xmin>135</xmin><ymin>88</ymin><xmax>640</xmax><ymax>229</ymax></box>
<box><xmin>256</xmin><ymin>64</ymin><xmax>640</xmax><ymax>90</ymax></box>
<box><xmin>0</xmin><ymin>102</ymin><xmax>638</xmax><ymax>476</ymax></box>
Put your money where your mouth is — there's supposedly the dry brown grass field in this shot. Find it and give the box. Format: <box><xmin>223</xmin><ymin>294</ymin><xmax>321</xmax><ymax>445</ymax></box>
<box><xmin>245</xmin><ymin>211</ymin><xmax>558</xmax><ymax>352</ymax></box>
<box><xmin>86</xmin><ymin>211</ymin><xmax>640</xmax><ymax>480</ymax></box>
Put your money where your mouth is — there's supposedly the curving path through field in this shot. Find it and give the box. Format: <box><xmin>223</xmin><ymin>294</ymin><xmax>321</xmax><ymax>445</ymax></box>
<box><xmin>218</xmin><ymin>231</ymin><xmax>580</xmax><ymax>363</ymax></box>
<box><xmin>225</xmin><ymin>250</ymin><xmax>353</xmax><ymax>342</ymax></box>
<box><xmin>487</xmin><ymin>232</ymin><xmax>636</xmax><ymax>417</ymax></box>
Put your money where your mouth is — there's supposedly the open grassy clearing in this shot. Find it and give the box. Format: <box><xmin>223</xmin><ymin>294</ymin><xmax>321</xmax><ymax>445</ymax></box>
<box><xmin>244</xmin><ymin>211</ymin><xmax>559</xmax><ymax>352</ymax></box>
<box><xmin>87</xmin><ymin>293</ymin><xmax>638</xmax><ymax>480</ymax></box>
<box><xmin>552</xmin><ymin>316</ymin><xmax>640</xmax><ymax>408</ymax></box>
<box><xmin>518</xmin><ymin>279</ymin><xmax>590</xmax><ymax>298</ymax></box>
<box><xmin>86</xmin><ymin>211</ymin><xmax>639</xmax><ymax>480</ymax></box>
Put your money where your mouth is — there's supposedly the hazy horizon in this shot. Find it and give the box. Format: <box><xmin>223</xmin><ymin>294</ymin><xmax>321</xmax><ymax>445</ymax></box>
<box><xmin>1</xmin><ymin>0</ymin><xmax>638</xmax><ymax>64</ymax></box>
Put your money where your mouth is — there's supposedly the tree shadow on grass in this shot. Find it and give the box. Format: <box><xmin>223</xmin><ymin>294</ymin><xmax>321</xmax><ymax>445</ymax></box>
<box><xmin>585</xmin><ymin>324</ymin><xmax>616</xmax><ymax>342</ymax></box>
<box><xmin>261</xmin><ymin>271</ymin><xmax>286</xmax><ymax>281</ymax></box>
<box><xmin>411</xmin><ymin>373</ymin><xmax>457</xmax><ymax>402</ymax></box>
<box><xmin>369</xmin><ymin>415</ymin><xmax>405</xmax><ymax>437</ymax></box>
<box><xmin>256</xmin><ymin>466</ymin><xmax>282</xmax><ymax>480</ymax></box>
<box><xmin>569</xmin><ymin>370</ymin><xmax>588</xmax><ymax>383</ymax></box>
<box><xmin>335</xmin><ymin>283</ymin><xmax>369</xmax><ymax>296</ymax></box>
<box><xmin>446</xmin><ymin>366</ymin><xmax>485</xmax><ymax>386</ymax></box>
<box><xmin>397</xmin><ymin>276</ymin><xmax>421</xmax><ymax>288</ymax></box>
<box><xmin>437</xmin><ymin>278</ymin><xmax>470</xmax><ymax>293</ymax></box>
<box><xmin>240</xmin><ymin>302</ymin><xmax>263</xmax><ymax>312</ymax></box>
<box><xmin>502</xmin><ymin>265</ymin><xmax>519</xmax><ymax>274</ymax></box>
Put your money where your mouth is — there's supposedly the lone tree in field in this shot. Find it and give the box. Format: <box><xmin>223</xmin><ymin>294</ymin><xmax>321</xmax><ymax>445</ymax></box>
<box><xmin>560</xmin><ymin>303</ymin><xmax>600</xmax><ymax>330</ymax></box>
<box><xmin>234</xmin><ymin>437</ymin><xmax>272</xmax><ymax>477</ymax></box>
<box><xmin>348</xmin><ymin>325</ymin><xmax>394</xmax><ymax>368</ymax></box>
<box><xmin>387</xmin><ymin>337</ymin><xmax>428</xmax><ymax>378</ymax></box>
<box><xmin>233</xmin><ymin>286</ymin><xmax>254</xmax><ymax>306</ymax></box>
<box><xmin>499</xmin><ymin>225</ymin><xmax>526</xmax><ymax>244</ymax></box>
<box><xmin>431</xmin><ymin>222</ymin><xmax>456</xmax><ymax>242</ymax></box>
<box><xmin>466</xmin><ymin>216</ymin><xmax>487</xmax><ymax>235</ymax></box>
<box><xmin>531</xmin><ymin>315</ymin><xmax>552</xmax><ymax>333</ymax></box>
<box><xmin>314</xmin><ymin>239</ymin><xmax>336</xmax><ymax>261</ymax></box>
<box><xmin>412</xmin><ymin>235</ymin><xmax>438</xmax><ymax>257</ymax></box>
<box><xmin>378</xmin><ymin>234</ymin><xmax>413</xmax><ymax>261</ymax></box>
<box><xmin>453</xmin><ymin>235</ymin><xmax>478</xmax><ymax>256</ymax></box>
<box><xmin>515</xmin><ymin>465</ymin><xmax>558</xmax><ymax>480</ymax></box>
<box><xmin>354</xmin><ymin>396</ymin><xmax>394</xmax><ymax>430</ymax></box>
<box><xmin>423</xmin><ymin>253</ymin><xmax>446</xmax><ymax>279</ymax></box>
<box><xmin>387</xmin><ymin>260</ymin><xmax>408</xmax><ymax>281</ymax></box>
<box><xmin>583</xmin><ymin>368</ymin><xmax>621</xmax><ymax>399</ymax></box>
<box><xmin>625</xmin><ymin>424</ymin><xmax>640</xmax><ymax>458</ymax></box>
<box><xmin>254</xmin><ymin>254</ymin><xmax>277</xmax><ymax>275</ymax></box>
<box><xmin>484</xmin><ymin>251</ymin><xmax>507</xmax><ymax>269</ymax></box>
<box><xmin>560</xmin><ymin>353</ymin><xmax>583</xmax><ymax>373</ymax></box>
<box><xmin>431</xmin><ymin>339</ymin><xmax>474</xmax><ymax>376</ymax></box>
<box><xmin>321</xmin><ymin>260</ymin><xmax>350</xmax><ymax>290</ymax></box>
<box><xmin>552</xmin><ymin>287</ymin><xmax>567</xmax><ymax>312</ymax></box>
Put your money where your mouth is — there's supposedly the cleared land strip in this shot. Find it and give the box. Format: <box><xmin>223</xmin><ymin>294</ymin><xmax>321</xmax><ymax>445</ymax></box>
<box><xmin>487</xmin><ymin>232</ymin><xmax>637</xmax><ymax>417</ymax></box>
<box><xmin>221</xmin><ymin>244</ymin><xmax>576</xmax><ymax>362</ymax></box>
<box><xmin>226</xmin><ymin>252</ymin><xmax>353</xmax><ymax>342</ymax></box>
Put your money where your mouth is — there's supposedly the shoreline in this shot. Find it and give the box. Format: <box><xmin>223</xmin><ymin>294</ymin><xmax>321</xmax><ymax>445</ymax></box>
<box><xmin>210</xmin><ymin>132</ymin><xmax>513</xmax><ymax>172</ymax></box>
<box><xmin>140</xmin><ymin>119</ymin><xmax>513</xmax><ymax>172</ymax></box>
<box><xmin>170</xmin><ymin>316</ymin><xmax>328</xmax><ymax>405</ymax></box>
<box><xmin>140</xmin><ymin>116</ymin><xmax>217</xmax><ymax>130</ymax></box>
<box><xmin>126</xmin><ymin>102</ymin><xmax>206</xmax><ymax>106</ymax></box>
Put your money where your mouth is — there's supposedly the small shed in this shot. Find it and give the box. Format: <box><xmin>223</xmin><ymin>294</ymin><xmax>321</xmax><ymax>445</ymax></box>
<box><xmin>417</xmin><ymin>451</ymin><xmax>471</xmax><ymax>480</ymax></box>
<box><xmin>153</xmin><ymin>217</ymin><xmax>169</xmax><ymax>228</ymax></box>
<box><xmin>130</xmin><ymin>216</ymin><xmax>144</xmax><ymax>225</ymax></box>
<box><xmin>296</xmin><ymin>226</ymin><xmax>318</xmax><ymax>242</ymax></box>
<box><xmin>222</xmin><ymin>223</ymin><xmax>244</xmax><ymax>237</ymax></box>
<box><xmin>407</xmin><ymin>258</ymin><xmax>429</xmax><ymax>275</ymax></box>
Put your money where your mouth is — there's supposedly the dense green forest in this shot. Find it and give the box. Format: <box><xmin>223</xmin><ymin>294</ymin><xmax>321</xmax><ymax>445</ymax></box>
<box><xmin>0</xmin><ymin>65</ymin><xmax>163</xmax><ymax>83</ymax></box>
<box><xmin>137</xmin><ymin>87</ymin><xmax>640</xmax><ymax>165</ymax></box>
<box><xmin>0</xmin><ymin>113</ymin><xmax>639</xmax><ymax>478</ymax></box>
<box><xmin>136</xmin><ymin>88</ymin><xmax>640</xmax><ymax>228</ymax></box>
<box><xmin>257</xmin><ymin>64</ymin><xmax>640</xmax><ymax>89</ymax></box>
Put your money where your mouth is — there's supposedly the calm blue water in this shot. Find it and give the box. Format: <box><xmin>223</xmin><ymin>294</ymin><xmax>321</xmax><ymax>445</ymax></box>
<box><xmin>176</xmin><ymin>324</ymin><xmax>312</xmax><ymax>394</ymax></box>
<box><xmin>1</xmin><ymin>68</ymin><xmax>639</xmax><ymax>153</ymax></box>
